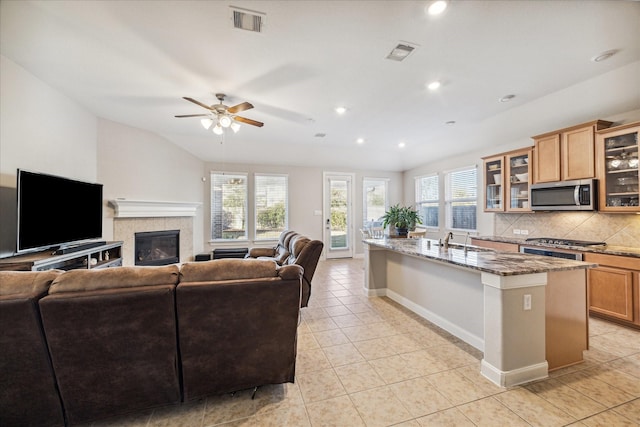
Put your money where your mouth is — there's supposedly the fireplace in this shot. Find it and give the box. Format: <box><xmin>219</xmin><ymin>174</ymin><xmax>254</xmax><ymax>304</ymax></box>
<box><xmin>135</xmin><ymin>230</ymin><xmax>180</xmax><ymax>266</ymax></box>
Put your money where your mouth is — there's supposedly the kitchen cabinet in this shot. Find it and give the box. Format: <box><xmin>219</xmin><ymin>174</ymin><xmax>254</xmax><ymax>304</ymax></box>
<box><xmin>482</xmin><ymin>148</ymin><xmax>532</xmax><ymax>213</ymax></box>
<box><xmin>532</xmin><ymin>120</ymin><xmax>613</xmax><ymax>183</ymax></box>
<box><xmin>595</xmin><ymin>121</ymin><xmax>640</xmax><ymax>212</ymax></box>
<box><xmin>584</xmin><ymin>252</ymin><xmax>639</xmax><ymax>328</ymax></box>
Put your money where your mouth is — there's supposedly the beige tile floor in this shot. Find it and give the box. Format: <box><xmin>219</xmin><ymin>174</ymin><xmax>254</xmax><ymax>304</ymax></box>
<box><xmin>85</xmin><ymin>258</ymin><xmax>639</xmax><ymax>427</ymax></box>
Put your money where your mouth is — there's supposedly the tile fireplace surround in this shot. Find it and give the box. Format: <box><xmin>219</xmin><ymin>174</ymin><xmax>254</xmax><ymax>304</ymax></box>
<box><xmin>110</xmin><ymin>200</ymin><xmax>200</xmax><ymax>266</ymax></box>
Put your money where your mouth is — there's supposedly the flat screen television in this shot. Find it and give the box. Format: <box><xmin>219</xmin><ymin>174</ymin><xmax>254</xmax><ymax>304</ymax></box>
<box><xmin>17</xmin><ymin>169</ymin><xmax>103</xmax><ymax>253</ymax></box>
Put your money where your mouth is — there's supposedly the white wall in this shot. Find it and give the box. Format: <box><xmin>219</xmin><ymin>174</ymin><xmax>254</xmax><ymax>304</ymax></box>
<box><xmin>97</xmin><ymin>119</ymin><xmax>205</xmax><ymax>255</ymax></box>
<box><xmin>0</xmin><ymin>55</ymin><xmax>98</xmax><ymax>257</ymax></box>
<box><xmin>203</xmin><ymin>161</ymin><xmax>403</xmax><ymax>256</ymax></box>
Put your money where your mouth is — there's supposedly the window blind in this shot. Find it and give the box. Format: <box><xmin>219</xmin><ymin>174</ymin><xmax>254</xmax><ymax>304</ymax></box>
<box><xmin>415</xmin><ymin>174</ymin><xmax>439</xmax><ymax>228</ymax></box>
<box><xmin>211</xmin><ymin>172</ymin><xmax>248</xmax><ymax>240</ymax></box>
<box><xmin>445</xmin><ymin>167</ymin><xmax>477</xmax><ymax>231</ymax></box>
<box><xmin>255</xmin><ymin>174</ymin><xmax>288</xmax><ymax>240</ymax></box>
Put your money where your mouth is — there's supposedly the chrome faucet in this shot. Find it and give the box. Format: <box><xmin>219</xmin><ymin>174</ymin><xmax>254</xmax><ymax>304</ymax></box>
<box><xmin>464</xmin><ymin>232</ymin><xmax>470</xmax><ymax>254</ymax></box>
<box><xmin>443</xmin><ymin>232</ymin><xmax>454</xmax><ymax>249</ymax></box>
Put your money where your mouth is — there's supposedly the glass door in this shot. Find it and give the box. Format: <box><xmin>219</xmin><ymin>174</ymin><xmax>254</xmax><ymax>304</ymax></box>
<box><xmin>324</xmin><ymin>173</ymin><xmax>354</xmax><ymax>258</ymax></box>
<box><xmin>600</xmin><ymin>125</ymin><xmax>639</xmax><ymax>211</ymax></box>
<box><xmin>483</xmin><ymin>155</ymin><xmax>504</xmax><ymax>211</ymax></box>
<box><xmin>506</xmin><ymin>149</ymin><xmax>532</xmax><ymax>211</ymax></box>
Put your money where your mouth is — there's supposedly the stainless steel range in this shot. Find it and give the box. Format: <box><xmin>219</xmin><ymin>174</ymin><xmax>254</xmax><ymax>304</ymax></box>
<box><xmin>519</xmin><ymin>237</ymin><xmax>607</xmax><ymax>261</ymax></box>
<box><xmin>524</xmin><ymin>237</ymin><xmax>607</xmax><ymax>247</ymax></box>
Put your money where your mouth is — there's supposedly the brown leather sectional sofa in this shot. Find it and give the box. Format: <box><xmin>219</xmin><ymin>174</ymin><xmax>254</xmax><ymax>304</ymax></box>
<box><xmin>246</xmin><ymin>230</ymin><xmax>323</xmax><ymax>307</ymax></box>
<box><xmin>0</xmin><ymin>259</ymin><xmax>303</xmax><ymax>426</ymax></box>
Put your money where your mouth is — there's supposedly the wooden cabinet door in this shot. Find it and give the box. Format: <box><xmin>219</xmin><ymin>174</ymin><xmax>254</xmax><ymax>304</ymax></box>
<box><xmin>588</xmin><ymin>266</ymin><xmax>634</xmax><ymax>322</ymax></box>
<box><xmin>562</xmin><ymin>126</ymin><xmax>595</xmax><ymax>180</ymax></box>
<box><xmin>533</xmin><ymin>134</ymin><xmax>560</xmax><ymax>183</ymax></box>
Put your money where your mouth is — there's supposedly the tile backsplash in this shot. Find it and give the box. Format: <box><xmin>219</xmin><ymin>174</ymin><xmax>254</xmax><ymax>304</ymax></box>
<box><xmin>495</xmin><ymin>212</ymin><xmax>640</xmax><ymax>247</ymax></box>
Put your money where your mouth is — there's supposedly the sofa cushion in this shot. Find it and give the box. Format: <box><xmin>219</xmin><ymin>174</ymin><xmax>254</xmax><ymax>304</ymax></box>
<box><xmin>287</xmin><ymin>235</ymin><xmax>311</xmax><ymax>265</ymax></box>
<box><xmin>0</xmin><ymin>270</ymin><xmax>61</xmax><ymax>298</ymax></box>
<box><xmin>48</xmin><ymin>265</ymin><xmax>179</xmax><ymax>294</ymax></box>
<box><xmin>179</xmin><ymin>258</ymin><xmax>279</xmax><ymax>282</ymax></box>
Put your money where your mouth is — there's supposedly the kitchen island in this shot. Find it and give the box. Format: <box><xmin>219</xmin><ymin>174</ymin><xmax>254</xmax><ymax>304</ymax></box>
<box><xmin>363</xmin><ymin>238</ymin><xmax>597</xmax><ymax>387</ymax></box>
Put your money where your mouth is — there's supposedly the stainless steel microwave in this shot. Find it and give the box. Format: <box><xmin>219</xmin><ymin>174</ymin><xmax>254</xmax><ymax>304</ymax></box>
<box><xmin>530</xmin><ymin>179</ymin><xmax>597</xmax><ymax>211</ymax></box>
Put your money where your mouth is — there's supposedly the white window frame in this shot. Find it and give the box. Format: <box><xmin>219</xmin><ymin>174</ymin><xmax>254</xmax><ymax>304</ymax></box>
<box><xmin>444</xmin><ymin>165</ymin><xmax>478</xmax><ymax>232</ymax></box>
<box><xmin>210</xmin><ymin>171</ymin><xmax>248</xmax><ymax>241</ymax></box>
<box><xmin>362</xmin><ymin>177</ymin><xmax>389</xmax><ymax>229</ymax></box>
<box><xmin>254</xmin><ymin>173</ymin><xmax>289</xmax><ymax>241</ymax></box>
<box><xmin>415</xmin><ymin>173</ymin><xmax>439</xmax><ymax>229</ymax></box>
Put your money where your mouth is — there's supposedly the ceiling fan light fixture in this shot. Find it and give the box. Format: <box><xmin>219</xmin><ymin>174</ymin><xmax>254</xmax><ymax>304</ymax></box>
<box><xmin>230</xmin><ymin>122</ymin><xmax>241</xmax><ymax>133</ymax></box>
<box><xmin>213</xmin><ymin>124</ymin><xmax>224</xmax><ymax>135</ymax></box>
<box><xmin>219</xmin><ymin>115</ymin><xmax>232</xmax><ymax>128</ymax></box>
<box><xmin>201</xmin><ymin>118</ymin><xmax>213</xmax><ymax>130</ymax></box>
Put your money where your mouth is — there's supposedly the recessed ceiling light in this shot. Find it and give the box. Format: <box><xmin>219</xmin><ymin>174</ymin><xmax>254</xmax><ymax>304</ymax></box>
<box><xmin>356</xmin><ymin>138</ymin><xmax>365</xmax><ymax>144</ymax></box>
<box><xmin>427</xmin><ymin>1</ymin><xmax>448</xmax><ymax>16</ymax></box>
<box><xmin>314</xmin><ymin>133</ymin><xmax>326</xmax><ymax>138</ymax></box>
<box><xmin>591</xmin><ymin>49</ymin><xmax>618</xmax><ymax>62</ymax></box>
<box><xmin>499</xmin><ymin>94</ymin><xmax>516</xmax><ymax>103</ymax></box>
<box><xmin>427</xmin><ymin>81</ymin><xmax>441</xmax><ymax>90</ymax></box>
<box><xmin>335</xmin><ymin>106</ymin><xmax>347</xmax><ymax>114</ymax></box>
<box><xmin>445</xmin><ymin>120</ymin><xmax>456</xmax><ymax>125</ymax></box>
<box><xmin>398</xmin><ymin>142</ymin><xmax>406</xmax><ymax>148</ymax></box>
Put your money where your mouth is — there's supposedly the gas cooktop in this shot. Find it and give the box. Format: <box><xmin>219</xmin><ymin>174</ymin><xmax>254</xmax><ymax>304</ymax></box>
<box><xmin>525</xmin><ymin>237</ymin><xmax>607</xmax><ymax>247</ymax></box>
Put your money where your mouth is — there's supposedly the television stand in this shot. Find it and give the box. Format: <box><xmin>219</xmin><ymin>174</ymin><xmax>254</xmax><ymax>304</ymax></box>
<box><xmin>0</xmin><ymin>241</ymin><xmax>123</xmax><ymax>271</ymax></box>
<box><xmin>54</xmin><ymin>241</ymin><xmax>107</xmax><ymax>255</ymax></box>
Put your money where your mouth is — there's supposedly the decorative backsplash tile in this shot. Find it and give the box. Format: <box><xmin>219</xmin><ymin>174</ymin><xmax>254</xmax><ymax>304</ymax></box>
<box><xmin>495</xmin><ymin>212</ymin><xmax>640</xmax><ymax>247</ymax></box>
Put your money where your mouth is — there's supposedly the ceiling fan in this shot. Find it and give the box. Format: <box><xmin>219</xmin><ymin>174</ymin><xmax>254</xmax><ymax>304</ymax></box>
<box><xmin>175</xmin><ymin>93</ymin><xmax>264</xmax><ymax>134</ymax></box>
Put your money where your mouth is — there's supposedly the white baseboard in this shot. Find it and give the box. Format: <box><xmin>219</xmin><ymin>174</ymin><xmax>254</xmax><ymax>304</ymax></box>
<box><xmin>386</xmin><ymin>289</ymin><xmax>484</xmax><ymax>351</ymax></box>
<box><xmin>480</xmin><ymin>359</ymin><xmax>548</xmax><ymax>388</ymax></box>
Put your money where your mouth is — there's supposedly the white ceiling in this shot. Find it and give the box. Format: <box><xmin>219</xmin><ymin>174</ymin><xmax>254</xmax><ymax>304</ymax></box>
<box><xmin>2</xmin><ymin>1</ymin><xmax>640</xmax><ymax>172</ymax></box>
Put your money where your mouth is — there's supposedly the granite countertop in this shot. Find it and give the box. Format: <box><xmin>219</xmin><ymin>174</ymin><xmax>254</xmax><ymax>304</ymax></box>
<box><xmin>472</xmin><ymin>236</ymin><xmax>640</xmax><ymax>259</ymax></box>
<box><xmin>364</xmin><ymin>238</ymin><xmax>596</xmax><ymax>277</ymax></box>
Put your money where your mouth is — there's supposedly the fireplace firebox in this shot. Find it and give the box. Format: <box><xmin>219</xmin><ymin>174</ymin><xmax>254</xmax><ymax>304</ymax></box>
<box><xmin>134</xmin><ymin>230</ymin><xmax>179</xmax><ymax>266</ymax></box>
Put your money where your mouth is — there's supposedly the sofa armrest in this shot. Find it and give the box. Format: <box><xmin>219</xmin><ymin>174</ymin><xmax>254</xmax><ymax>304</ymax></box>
<box><xmin>247</xmin><ymin>247</ymin><xmax>276</xmax><ymax>258</ymax></box>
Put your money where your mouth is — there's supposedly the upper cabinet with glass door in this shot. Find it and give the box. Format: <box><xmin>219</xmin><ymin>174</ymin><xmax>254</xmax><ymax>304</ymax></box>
<box><xmin>596</xmin><ymin>122</ymin><xmax>640</xmax><ymax>212</ymax></box>
<box><xmin>483</xmin><ymin>155</ymin><xmax>503</xmax><ymax>212</ymax></box>
<box><xmin>506</xmin><ymin>148</ymin><xmax>532</xmax><ymax>212</ymax></box>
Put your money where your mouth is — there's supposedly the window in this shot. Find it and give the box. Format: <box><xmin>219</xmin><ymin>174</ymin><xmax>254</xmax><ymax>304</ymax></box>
<box><xmin>363</xmin><ymin>178</ymin><xmax>388</xmax><ymax>229</ymax></box>
<box><xmin>445</xmin><ymin>166</ymin><xmax>477</xmax><ymax>231</ymax></box>
<box><xmin>415</xmin><ymin>174</ymin><xmax>439</xmax><ymax>228</ymax></box>
<box><xmin>255</xmin><ymin>174</ymin><xmax>288</xmax><ymax>240</ymax></box>
<box><xmin>211</xmin><ymin>172</ymin><xmax>248</xmax><ymax>240</ymax></box>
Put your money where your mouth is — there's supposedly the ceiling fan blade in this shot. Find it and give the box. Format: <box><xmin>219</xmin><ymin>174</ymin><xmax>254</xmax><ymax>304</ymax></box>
<box><xmin>183</xmin><ymin>97</ymin><xmax>214</xmax><ymax>110</ymax></box>
<box><xmin>175</xmin><ymin>114</ymin><xmax>210</xmax><ymax>118</ymax></box>
<box><xmin>227</xmin><ymin>102</ymin><xmax>254</xmax><ymax>114</ymax></box>
<box><xmin>234</xmin><ymin>116</ymin><xmax>264</xmax><ymax>127</ymax></box>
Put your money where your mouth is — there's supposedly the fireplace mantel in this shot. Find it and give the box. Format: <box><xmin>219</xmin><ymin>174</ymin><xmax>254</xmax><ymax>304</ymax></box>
<box><xmin>109</xmin><ymin>199</ymin><xmax>201</xmax><ymax>218</ymax></box>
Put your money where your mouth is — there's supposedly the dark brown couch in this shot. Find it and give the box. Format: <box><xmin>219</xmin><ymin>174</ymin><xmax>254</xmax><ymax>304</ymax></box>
<box><xmin>0</xmin><ymin>271</ymin><xmax>65</xmax><ymax>427</ymax></box>
<box><xmin>177</xmin><ymin>259</ymin><xmax>303</xmax><ymax>401</ymax></box>
<box><xmin>246</xmin><ymin>230</ymin><xmax>323</xmax><ymax>307</ymax></box>
<box><xmin>38</xmin><ymin>265</ymin><xmax>182</xmax><ymax>425</ymax></box>
<box><xmin>0</xmin><ymin>259</ymin><xmax>304</xmax><ymax>426</ymax></box>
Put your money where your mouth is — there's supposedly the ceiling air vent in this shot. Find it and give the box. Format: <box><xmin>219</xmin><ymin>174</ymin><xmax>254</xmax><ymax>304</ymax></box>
<box><xmin>386</xmin><ymin>43</ymin><xmax>416</xmax><ymax>61</ymax></box>
<box><xmin>230</xmin><ymin>7</ymin><xmax>265</xmax><ymax>33</ymax></box>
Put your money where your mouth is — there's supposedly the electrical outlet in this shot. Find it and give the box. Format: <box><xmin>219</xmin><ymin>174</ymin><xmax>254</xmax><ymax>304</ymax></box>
<box><xmin>524</xmin><ymin>294</ymin><xmax>532</xmax><ymax>310</ymax></box>
<box><xmin>513</xmin><ymin>229</ymin><xmax>521</xmax><ymax>235</ymax></box>
<box><xmin>521</xmin><ymin>229</ymin><xmax>529</xmax><ymax>235</ymax></box>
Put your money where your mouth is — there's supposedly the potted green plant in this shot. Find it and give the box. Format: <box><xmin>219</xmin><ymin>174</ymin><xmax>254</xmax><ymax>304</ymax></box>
<box><xmin>381</xmin><ymin>204</ymin><xmax>422</xmax><ymax>237</ymax></box>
